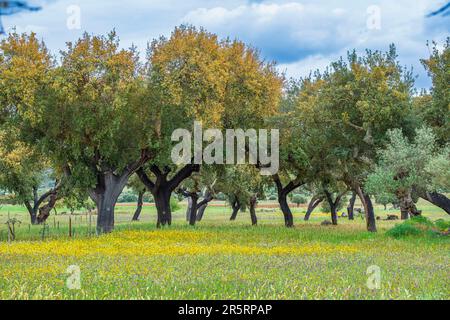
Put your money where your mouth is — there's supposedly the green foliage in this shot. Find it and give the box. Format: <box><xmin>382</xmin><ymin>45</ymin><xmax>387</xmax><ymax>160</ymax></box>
<box><xmin>321</xmin><ymin>195</ymin><xmax>347</xmax><ymax>213</ymax></box>
<box><xmin>170</xmin><ymin>197</ymin><xmax>181</xmax><ymax>212</ymax></box>
<box><xmin>434</xmin><ymin>219</ymin><xmax>450</xmax><ymax>232</ymax></box>
<box><xmin>118</xmin><ymin>191</ymin><xmax>138</xmax><ymax>203</ymax></box>
<box><xmin>366</xmin><ymin>127</ymin><xmax>449</xmax><ymax>200</ymax></box>
<box><xmin>292</xmin><ymin>194</ymin><xmax>307</xmax><ymax>206</ymax></box>
<box><xmin>419</xmin><ymin>38</ymin><xmax>450</xmax><ymax>145</ymax></box>
<box><xmin>386</xmin><ymin>216</ymin><xmax>444</xmax><ymax>239</ymax></box>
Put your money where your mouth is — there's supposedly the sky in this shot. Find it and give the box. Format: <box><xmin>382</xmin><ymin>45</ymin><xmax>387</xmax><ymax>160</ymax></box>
<box><xmin>2</xmin><ymin>0</ymin><xmax>449</xmax><ymax>89</ymax></box>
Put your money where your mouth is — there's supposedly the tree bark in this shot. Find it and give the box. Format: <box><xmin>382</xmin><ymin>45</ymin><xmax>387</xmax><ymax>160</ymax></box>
<box><xmin>137</xmin><ymin>164</ymin><xmax>200</xmax><ymax>228</ymax></box>
<box><xmin>273</xmin><ymin>174</ymin><xmax>303</xmax><ymax>228</ymax></box>
<box><xmin>196</xmin><ymin>203</ymin><xmax>207</xmax><ymax>222</ymax></box>
<box><xmin>304</xmin><ymin>195</ymin><xmax>324</xmax><ymax>221</ymax></box>
<box><xmin>90</xmin><ymin>171</ymin><xmax>130</xmax><ymax>234</ymax></box>
<box><xmin>24</xmin><ymin>201</ymin><xmax>38</xmax><ymax>225</ymax></box>
<box><xmin>396</xmin><ymin>189</ymin><xmax>422</xmax><ymax>220</ymax></box>
<box><xmin>132</xmin><ymin>190</ymin><xmax>145</xmax><ymax>221</ymax></box>
<box><xmin>153</xmin><ymin>186</ymin><xmax>172</xmax><ymax>227</ymax></box>
<box><xmin>417</xmin><ymin>190</ymin><xmax>450</xmax><ymax>215</ymax></box>
<box><xmin>249</xmin><ymin>196</ymin><xmax>258</xmax><ymax>226</ymax></box>
<box><xmin>230</xmin><ymin>199</ymin><xmax>241</xmax><ymax>221</ymax></box>
<box><xmin>278</xmin><ymin>191</ymin><xmax>294</xmax><ymax>227</ymax></box>
<box><xmin>188</xmin><ymin>193</ymin><xmax>199</xmax><ymax>226</ymax></box>
<box><xmin>196</xmin><ymin>191</ymin><xmax>213</xmax><ymax>222</ymax></box>
<box><xmin>347</xmin><ymin>192</ymin><xmax>356</xmax><ymax>220</ymax></box>
<box><xmin>37</xmin><ymin>193</ymin><xmax>58</xmax><ymax>224</ymax></box>
<box><xmin>186</xmin><ymin>196</ymin><xmax>193</xmax><ymax>222</ymax></box>
<box><xmin>25</xmin><ymin>184</ymin><xmax>61</xmax><ymax>225</ymax></box>
<box><xmin>323</xmin><ymin>190</ymin><xmax>346</xmax><ymax>226</ymax></box>
<box><xmin>63</xmin><ymin>150</ymin><xmax>150</xmax><ymax>233</ymax></box>
<box><xmin>356</xmin><ymin>187</ymin><xmax>377</xmax><ymax>232</ymax></box>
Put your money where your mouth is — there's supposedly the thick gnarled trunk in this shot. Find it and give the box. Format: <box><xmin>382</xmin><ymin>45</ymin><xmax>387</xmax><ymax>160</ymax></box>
<box><xmin>90</xmin><ymin>172</ymin><xmax>130</xmax><ymax>234</ymax></box>
<box><xmin>137</xmin><ymin>164</ymin><xmax>199</xmax><ymax>228</ymax></box>
<box><xmin>153</xmin><ymin>187</ymin><xmax>172</xmax><ymax>227</ymax></box>
<box><xmin>396</xmin><ymin>189</ymin><xmax>422</xmax><ymax>220</ymax></box>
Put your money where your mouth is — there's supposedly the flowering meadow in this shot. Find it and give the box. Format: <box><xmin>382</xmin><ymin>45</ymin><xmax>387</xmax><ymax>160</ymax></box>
<box><xmin>0</xmin><ymin>203</ymin><xmax>448</xmax><ymax>300</ymax></box>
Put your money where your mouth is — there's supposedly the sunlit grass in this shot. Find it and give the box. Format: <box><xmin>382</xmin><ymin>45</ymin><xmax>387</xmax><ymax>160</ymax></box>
<box><xmin>0</xmin><ymin>201</ymin><xmax>448</xmax><ymax>300</ymax></box>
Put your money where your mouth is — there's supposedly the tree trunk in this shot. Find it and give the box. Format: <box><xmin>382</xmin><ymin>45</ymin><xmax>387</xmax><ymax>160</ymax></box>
<box><xmin>37</xmin><ymin>193</ymin><xmax>58</xmax><ymax>224</ymax></box>
<box><xmin>278</xmin><ymin>191</ymin><xmax>294</xmax><ymax>227</ymax></box>
<box><xmin>196</xmin><ymin>203</ymin><xmax>208</xmax><ymax>222</ymax></box>
<box><xmin>153</xmin><ymin>187</ymin><xmax>172</xmax><ymax>227</ymax></box>
<box><xmin>356</xmin><ymin>187</ymin><xmax>377</xmax><ymax>232</ymax></box>
<box><xmin>249</xmin><ymin>196</ymin><xmax>258</xmax><ymax>226</ymax></box>
<box><xmin>304</xmin><ymin>196</ymin><xmax>324</xmax><ymax>221</ymax></box>
<box><xmin>25</xmin><ymin>202</ymin><xmax>38</xmax><ymax>225</ymax></box>
<box><xmin>186</xmin><ymin>196</ymin><xmax>193</xmax><ymax>222</ymax></box>
<box><xmin>25</xmin><ymin>184</ymin><xmax>61</xmax><ymax>225</ymax></box>
<box><xmin>330</xmin><ymin>207</ymin><xmax>338</xmax><ymax>225</ymax></box>
<box><xmin>417</xmin><ymin>190</ymin><xmax>450</xmax><ymax>215</ymax></box>
<box><xmin>401</xmin><ymin>210</ymin><xmax>409</xmax><ymax>220</ymax></box>
<box><xmin>230</xmin><ymin>199</ymin><xmax>240</xmax><ymax>221</ymax></box>
<box><xmin>397</xmin><ymin>189</ymin><xmax>422</xmax><ymax>219</ymax></box>
<box><xmin>188</xmin><ymin>194</ymin><xmax>199</xmax><ymax>226</ymax></box>
<box><xmin>132</xmin><ymin>190</ymin><xmax>145</xmax><ymax>221</ymax></box>
<box><xmin>137</xmin><ymin>164</ymin><xmax>200</xmax><ymax>228</ymax></box>
<box><xmin>347</xmin><ymin>192</ymin><xmax>356</xmax><ymax>220</ymax></box>
<box><xmin>196</xmin><ymin>191</ymin><xmax>213</xmax><ymax>222</ymax></box>
<box><xmin>273</xmin><ymin>175</ymin><xmax>303</xmax><ymax>228</ymax></box>
<box><xmin>324</xmin><ymin>190</ymin><xmax>338</xmax><ymax>226</ymax></box>
<box><xmin>90</xmin><ymin>172</ymin><xmax>129</xmax><ymax>234</ymax></box>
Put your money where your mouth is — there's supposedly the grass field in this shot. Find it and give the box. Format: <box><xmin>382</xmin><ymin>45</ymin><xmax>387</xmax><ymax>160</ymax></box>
<box><xmin>0</xmin><ymin>200</ymin><xmax>448</xmax><ymax>300</ymax></box>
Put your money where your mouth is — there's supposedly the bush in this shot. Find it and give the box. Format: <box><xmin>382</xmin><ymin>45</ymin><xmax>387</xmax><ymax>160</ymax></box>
<box><xmin>215</xmin><ymin>192</ymin><xmax>227</xmax><ymax>201</ymax></box>
<box><xmin>267</xmin><ymin>194</ymin><xmax>277</xmax><ymax>201</ymax></box>
<box><xmin>292</xmin><ymin>194</ymin><xmax>307</xmax><ymax>206</ymax></box>
<box><xmin>321</xmin><ymin>195</ymin><xmax>348</xmax><ymax>213</ymax></box>
<box><xmin>118</xmin><ymin>191</ymin><xmax>138</xmax><ymax>203</ymax></box>
<box><xmin>434</xmin><ymin>219</ymin><xmax>450</xmax><ymax>231</ymax></box>
<box><xmin>170</xmin><ymin>197</ymin><xmax>181</xmax><ymax>212</ymax></box>
<box><xmin>386</xmin><ymin>216</ymin><xmax>443</xmax><ymax>238</ymax></box>
<box><xmin>386</xmin><ymin>222</ymin><xmax>423</xmax><ymax>238</ymax></box>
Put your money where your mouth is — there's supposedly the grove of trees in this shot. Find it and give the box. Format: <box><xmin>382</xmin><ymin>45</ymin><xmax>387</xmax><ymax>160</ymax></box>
<box><xmin>0</xmin><ymin>27</ymin><xmax>448</xmax><ymax>234</ymax></box>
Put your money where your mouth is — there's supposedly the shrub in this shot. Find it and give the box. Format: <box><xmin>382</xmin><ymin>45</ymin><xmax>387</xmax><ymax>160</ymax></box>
<box><xmin>386</xmin><ymin>216</ymin><xmax>443</xmax><ymax>238</ymax></box>
<box><xmin>215</xmin><ymin>193</ymin><xmax>227</xmax><ymax>201</ymax></box>
<box><xmin>292</xmin><ymin>194</ymin><xmax>307</xmax><ymax>207</ymax></box>
<box><xmin>434</xmin><ymin>219</ymin><xmax>450</xmax><ymax>231</ymax></box>
<box><xmin>170</xmin><ymin>197</ymin><xmax>181</xmax><ymax>212</ymax></box>
<box><xmin>321</xmin><ymin>195</ymin><xmax>348</xmax><ymax>213</ymax></box>
<box><xmin>118</xmin><ymin>191</ymin><xmax>138</xmax><ymax>203</ymax></box>
<box><xmin>267</xmin><ymin>194</ymin><xmax>277</xmax><ymax>201</ymax></box>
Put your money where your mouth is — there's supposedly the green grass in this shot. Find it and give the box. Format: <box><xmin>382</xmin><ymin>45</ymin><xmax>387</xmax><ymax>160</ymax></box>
<box><xmin>0</xmin><ymin>200</ymin><xmax>448</xmax><ymax>300</ymax></box>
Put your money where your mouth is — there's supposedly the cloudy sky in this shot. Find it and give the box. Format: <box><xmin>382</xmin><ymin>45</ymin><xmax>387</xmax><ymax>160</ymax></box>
<box><xmin>2</xmin><ymin>0</ymin><xmax>449</xmax><ymax>89</ymax></box>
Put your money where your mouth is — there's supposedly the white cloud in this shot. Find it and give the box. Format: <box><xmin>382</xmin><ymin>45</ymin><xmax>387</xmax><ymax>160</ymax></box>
<box><xmin>2</xmin><ymin>0</ymin><xmax>448</xmax><ymax>89</ymax></box>
<box><xmin>181</xmin><ymin>0</ymin><xmax>449</xmax><ymax>88</ymax></box>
